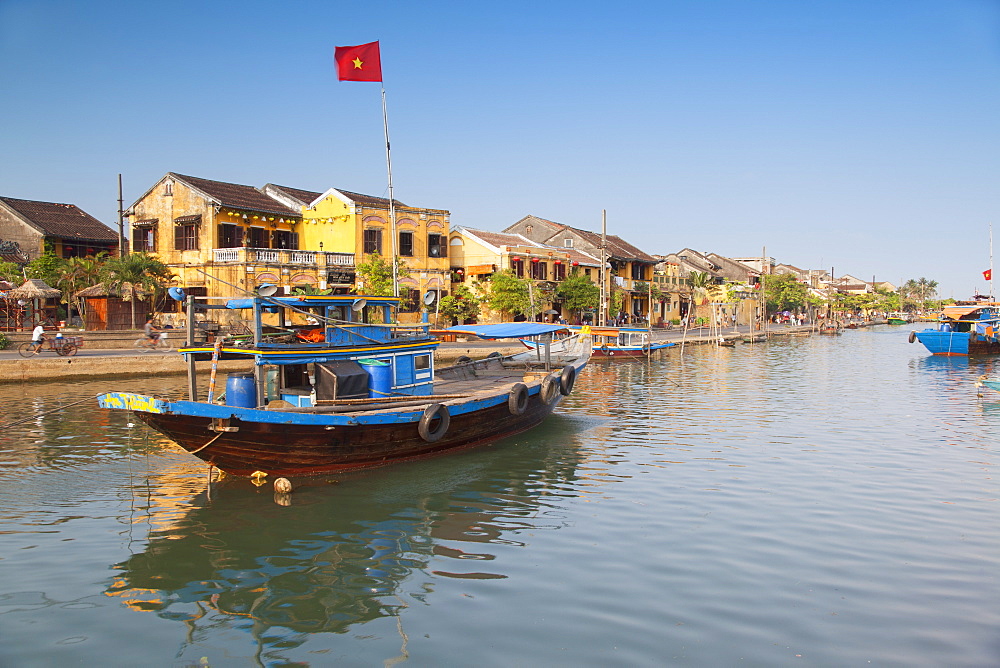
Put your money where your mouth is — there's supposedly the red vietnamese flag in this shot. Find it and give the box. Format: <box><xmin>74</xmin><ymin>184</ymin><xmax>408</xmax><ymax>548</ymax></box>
<box><xmin>335</xmin><ymin>41</ymin><xmax>382</xmax><ymax>82</ymax></box>
<box><xmin>984</xmin><ymin>269</ymin><xmax>993</xmax><ymax>280</ymax></box>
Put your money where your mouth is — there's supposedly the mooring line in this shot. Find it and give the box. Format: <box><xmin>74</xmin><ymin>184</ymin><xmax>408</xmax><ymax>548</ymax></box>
<box><xmin>0</xmin><ymin>393</ymin><xmax>103</xmax><ymax>429</ymax></box>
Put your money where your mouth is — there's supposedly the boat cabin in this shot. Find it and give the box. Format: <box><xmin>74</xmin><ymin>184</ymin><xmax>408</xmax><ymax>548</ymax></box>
<box><xmin>176</xmin><ymin>292</ymin><xmax>439</xmax><ymax>408</ymax></box>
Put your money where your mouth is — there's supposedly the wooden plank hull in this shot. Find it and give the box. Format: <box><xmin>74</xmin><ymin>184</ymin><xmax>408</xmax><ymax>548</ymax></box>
<box><xmin>138</xmin><ymin>391</ymin><xmax>564</xmax><ymax>477</ymax></box>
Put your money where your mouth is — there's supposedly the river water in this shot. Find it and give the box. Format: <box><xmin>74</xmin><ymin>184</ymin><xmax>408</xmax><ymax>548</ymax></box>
<box><xmin>0</xmin><ymin>326</ymin><xmax>997</xmax><ymax>667</ymax></box>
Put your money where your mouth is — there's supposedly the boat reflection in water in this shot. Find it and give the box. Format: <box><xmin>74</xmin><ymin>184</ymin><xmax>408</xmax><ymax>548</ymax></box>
<box><xmin>104</xmin><ymin>415</ymin><xmax>588</xmax><ymax>655</ymax></box>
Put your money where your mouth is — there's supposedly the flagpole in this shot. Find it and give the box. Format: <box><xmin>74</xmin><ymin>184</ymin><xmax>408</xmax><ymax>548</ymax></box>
<box><xmin>990</xmin><ymin>221</ymin><xmax>994</xmax><ymax>301</ymax></box>
<box><xmin>381</xmin><ymin>84</ymin><xmax>399</xmax><ymax>297</ymax></box>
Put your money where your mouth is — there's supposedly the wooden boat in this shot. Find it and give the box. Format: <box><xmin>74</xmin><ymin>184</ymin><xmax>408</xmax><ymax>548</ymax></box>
<box><xmin>887</xmin><ymin>312</ymin><xmax>911</xmax><ymax>325</ymax></box>
<box><xmin>520</xmin><ymin>325</ymin><xmax>674</xmax><ymax>358</ymax></box>
<box><xmin>98</xmin><ymin>293</ymin><xmax>591</xmax><ymax>477</ymax></box>
<box><xmin>909</xmin><ymin>302</ymin><xmax>1000</xmax><ymax>356</ymax></box>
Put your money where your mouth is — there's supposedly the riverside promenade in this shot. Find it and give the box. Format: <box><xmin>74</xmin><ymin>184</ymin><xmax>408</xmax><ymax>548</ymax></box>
<box><xmin>0</xmin><ymin>321</ymin><xmax>877</xmax><ymax>384</ymax></box>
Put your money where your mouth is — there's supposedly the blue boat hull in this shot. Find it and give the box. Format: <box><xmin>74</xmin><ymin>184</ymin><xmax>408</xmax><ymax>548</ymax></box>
<box><xmin>913</xmin><ymin>330</ymin><xmax>1000</xmax><ymax>356</ymax></box>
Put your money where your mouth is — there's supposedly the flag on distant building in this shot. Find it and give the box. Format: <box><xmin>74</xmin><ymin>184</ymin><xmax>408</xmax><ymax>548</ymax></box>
<box><xmin>335</xmin><ymin>41</ymin><xmax>382</xmax><ymax>82</ymax></box>
<box><xmin>984</xmin><ymin>269</ymin><xmax>992</xmax><ymax>280</ymax></box>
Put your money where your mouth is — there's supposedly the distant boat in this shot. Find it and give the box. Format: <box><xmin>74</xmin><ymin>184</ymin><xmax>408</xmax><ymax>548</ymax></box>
<box><xmin>887</xmin><ymin>313</ymin><xmax>912</xmax><ymax>325</ymax></box>
<box><xmin>99</xmin><ymin>294</ymin><xmax>591</xmax><ymax>477</ymax></box>
<box><xmin>909</xmin><ymin>302</ymin><xmax>1000</xmax><ymax>356</ymax></box>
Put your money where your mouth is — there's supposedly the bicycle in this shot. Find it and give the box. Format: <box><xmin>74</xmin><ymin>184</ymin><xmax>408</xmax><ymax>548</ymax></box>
<box><xmin>133</xmin><ymin>332</ymin><xmax>173</xmax><ymax>352</ymax></box>
<box><xmin>18</xmin><ymin>337</ymin><xmax>79</xmax><ymax>358</ymax></box>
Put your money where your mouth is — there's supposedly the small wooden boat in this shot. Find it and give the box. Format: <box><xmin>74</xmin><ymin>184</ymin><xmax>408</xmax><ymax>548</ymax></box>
<box><xmin>99</xmin><ymin>293</ymin><xmax>591</xmax><ymax>477</ymax></box>
<box><xmin>521</xmin><ymin>325</ymin><xmax>673</xmax><ymax>359</ymax></box>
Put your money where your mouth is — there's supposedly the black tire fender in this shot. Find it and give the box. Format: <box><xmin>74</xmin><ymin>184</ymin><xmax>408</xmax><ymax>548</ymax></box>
<box><xmin>541</xmin><ymin>373</ymin><xmax>561</xmax><ymax>404</ymax></box>
<box><xmin>908</xmin><ymin>331</ymin><xmax>916</xmax><ymax>344</ymax></box>
<box><xmin>418</xmin><ymin>403</ymin><xmax>450</xmax><ymax>442</ymax></box>
<box><xmin>559</xmin><ymin>365</ymin><xmax>577</xmax><ymax>396</ymax></box>
<box><xmin>456</xmin><ymin>355</ymin><xmax>472</xmax><ymax>364</ymax></box>
<box><xmin>508</xmin><ymin>383</ymin><xmax>528</xmax><ymax>415</ymax></box>
<box><xmin>600</xmin><ymin>344</ymin><xmax>609</xmax><ymax>355</ymax></box>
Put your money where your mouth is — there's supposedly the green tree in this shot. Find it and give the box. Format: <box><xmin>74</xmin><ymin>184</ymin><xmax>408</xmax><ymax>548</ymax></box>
<box><xmin>556</xmin><ymin>271</ymin><xmax>599</xmax><ymax>320</ymax></box>
<box><xmin>292</xmin><ymin>284</ymin><xmax>332</xmax><ymax>295</ymax></box>
<box><xmin>483</xmin><ymin>270</ymin><xmax>530</xmax><ymax>320</ymax></box>
<box><xmin>25</xmin><ymin>250</ymin><xmax>67</xmax><ymax>285</ymax></box>
<box><xmin>354</xmin><ymin>252</ymin><xmax>409</xmax><ymax>296</ymax></box>
<box><xmin>0</xmin><ymin>260</ymin><xmax>23</xmax><ymax>283</ymax></box>
<box><xmin>54</xmin><ymin>253</ymin><xmax>107</xmax><ymax>324</ymax></box>
<box><xmin>102</xmin><ymin>252</ymin><xmax>174</xmax><ymax>329</ymax></box>
<box><xmin>438</xmin><ymin>284</ymin><xmax>481</xmax><ymax>324</ymax></box>
<box><xmin>762</xmin><ymin>273</ymin><xmax>810</xmax><ymax>313</ymax></box>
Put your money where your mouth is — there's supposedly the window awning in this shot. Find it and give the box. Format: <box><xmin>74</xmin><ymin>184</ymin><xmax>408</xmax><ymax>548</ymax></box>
<box><xmin>132</xmin><ymin>218</ymin><xmax>158</xmax><ymax>227</ymax></box>
<box><xmin>174</xmin><ymin>214</ymin><xmax>202</xmax><ymax>224</ymax></box>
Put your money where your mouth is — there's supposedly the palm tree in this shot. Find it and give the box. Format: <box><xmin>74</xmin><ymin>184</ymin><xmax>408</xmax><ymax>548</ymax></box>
<box><xmin>101</xmin><ymin>253</ymin><xmax>174</xmax><ymax>329</ymax></box>
<box><xmin>55</xmin><ymin>253</ymin><xmax>106</xmax><ymax>324</ymax></box>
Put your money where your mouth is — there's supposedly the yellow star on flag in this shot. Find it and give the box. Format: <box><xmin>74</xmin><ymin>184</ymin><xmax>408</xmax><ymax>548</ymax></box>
<box><xmin>352</xmin><ymin>57</ymin><xmax>364</xmax><ymax>69</ymax></box>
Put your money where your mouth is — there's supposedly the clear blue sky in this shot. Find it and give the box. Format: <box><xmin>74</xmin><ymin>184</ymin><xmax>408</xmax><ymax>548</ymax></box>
<box><xmin>2</xmin><ymin>0</ymin><xmax>998</xmax><ymax>298</ymax></box>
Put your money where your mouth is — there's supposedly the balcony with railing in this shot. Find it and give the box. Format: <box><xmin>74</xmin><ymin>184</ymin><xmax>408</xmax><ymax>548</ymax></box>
<box><xmin>211</xmin><ymin>247</ymin><xmax>355</xmax><ymax>267</ymax></box>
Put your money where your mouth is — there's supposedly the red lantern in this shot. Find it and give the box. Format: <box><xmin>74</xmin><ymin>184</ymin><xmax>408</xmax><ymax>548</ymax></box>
<box><xmin>531</xmin><ymin>258</ymin><xmax>539</xmax><ymax>263</ymax></box>
<box><xmin>512</xmin><ymin>256</ymin><xmax>521</xmax><ymax>262</ymax></box>
<box><xmin>554</xmin><ymin>260</ymin><xmax>562</xmax><ymax>265</ymax></box>
<box><xmin>572</xmin><ymin>261</ymin><xmax>579</xmax><ymax>266</ymax></box>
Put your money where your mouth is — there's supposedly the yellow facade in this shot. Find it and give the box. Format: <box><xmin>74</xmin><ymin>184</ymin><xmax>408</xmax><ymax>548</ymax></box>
<box><xmin>129</xmin><ymin>175</ymin><xmax>452</xmax><ymax>326</ymax></box>
<box><xmin>299</xmin><ymin>191</ymin><xmax>355</xmax><ymax>253</ymax></box>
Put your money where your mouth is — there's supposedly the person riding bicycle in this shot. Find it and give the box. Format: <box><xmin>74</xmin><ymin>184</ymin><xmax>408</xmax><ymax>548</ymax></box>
<box><xmin>31</xmin><ymin>324</ymin><xmax>46</xmax><ymax>351</ymax></box>
<box><xmin>143</xmin><ymin>318</ymin><xmax>160</xmax><ymax>346</ymax></box>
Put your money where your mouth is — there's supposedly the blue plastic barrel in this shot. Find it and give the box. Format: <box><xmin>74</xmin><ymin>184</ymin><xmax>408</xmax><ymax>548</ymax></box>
<box><xmin>226</xmin><ymin>373</ymin><xmax>257</xmax><ymax>408</ymax></box>
<box><xmin>358</xmin><ymin>359</ymin><xmax>393</xmax><ymax>398</ymax></box>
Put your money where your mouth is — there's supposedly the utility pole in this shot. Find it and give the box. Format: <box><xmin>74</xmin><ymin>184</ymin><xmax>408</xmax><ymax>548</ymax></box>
<box><xmin>117</xmin><ymin>174</ymin><xmax>126</xmax><ymax>256</ymax></box>
<box><xmin>600</xmin><ymin>209</ymin><xmax>607</xmax><ymax>327</ymax></box>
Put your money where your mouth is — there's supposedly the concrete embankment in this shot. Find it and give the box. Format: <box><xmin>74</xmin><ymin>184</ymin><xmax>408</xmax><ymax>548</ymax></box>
<box><xmin>0</xmin><ymin>321</ymin><xmax>879</xmax><ymax>384</ymax></box>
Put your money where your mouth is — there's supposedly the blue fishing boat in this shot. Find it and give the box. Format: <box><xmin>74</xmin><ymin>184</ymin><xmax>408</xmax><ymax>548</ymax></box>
<box><xmin>98</xmin><ymin>292</ymin><xmax>591</xmax><ymax>477</ymax></box>
<box><xmin>908</xmin><ymin>302</ymin><xmax>1000</xmax><ymax>356</ymax></box>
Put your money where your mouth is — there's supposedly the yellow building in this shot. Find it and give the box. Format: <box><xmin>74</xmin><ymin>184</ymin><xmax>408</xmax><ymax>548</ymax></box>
<box><xmin>263</xmin><ymin>184</ymin><xmax>451</xmax><ymax>323</ymax></box>
<box><xmin>128</xmin><ymin>174</ymin><xmax>451</xmax><ymax>324</ymax></box>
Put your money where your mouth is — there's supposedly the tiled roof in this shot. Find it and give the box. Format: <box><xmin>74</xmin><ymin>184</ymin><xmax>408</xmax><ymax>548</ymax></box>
<box><xmin>265</xmin><ymin>184</ymin><xmax>323</xmax><ymax>206</ymax></box>
<box><xmin>564</xmin><ymin>248</ymin><xmax>601</xmax><ymax>266</ymax></box>
<box><xmin>462</xmin><ymin>228</ymin><xmax>533</xmax><ymax>250</ymax></box>
<box><xmin>170</xmin><ymin>173</ymin><xmax>299</xmax><ymax>216</ymax></box>
<box><xmin>0</xmin><ymin>197</ymin><xmax>117</xmax><ymax>242</ymax></box>
<box><xmin>517</xmin><ymin>215</ymin><xmax>655</xmax><ymax>262</ymax></box>
<box><xmin>336</xmin><ymin>188</ymin><xmax>407</xmax><ymax>208</ymax></box>
<box><xmin>558</xmin><ymin>226</ymin><xmax>655</xmax><ymax>262</ymax></box>
<box><xmin>266</xmin><ymin>184</ymin><xmax>407</xmax><ymax>209</ymax></box>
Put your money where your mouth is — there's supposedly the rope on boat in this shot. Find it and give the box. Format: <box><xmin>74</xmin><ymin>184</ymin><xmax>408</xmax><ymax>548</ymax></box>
<box><xmin>0</xmin><ymin>393</ymin><xmax>104</xmax><ymax>429</ymax></box>
<box><xmin>189</xmin><ymin>430</ymin><xmax>226</xmax><ymax>454</ymax></box>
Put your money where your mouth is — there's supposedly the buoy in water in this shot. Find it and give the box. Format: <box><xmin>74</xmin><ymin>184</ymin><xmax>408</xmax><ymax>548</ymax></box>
<box><xmin>274</xmin><ymin>477</ymin><xmax>293</xmax><ymax>494</ymax></box>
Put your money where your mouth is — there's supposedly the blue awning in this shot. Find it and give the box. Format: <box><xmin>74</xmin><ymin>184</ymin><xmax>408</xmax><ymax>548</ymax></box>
<box><xmin>443</xmin><ymin>323</ymin><xmax>569</xmax><ymax>339</ymax></box>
